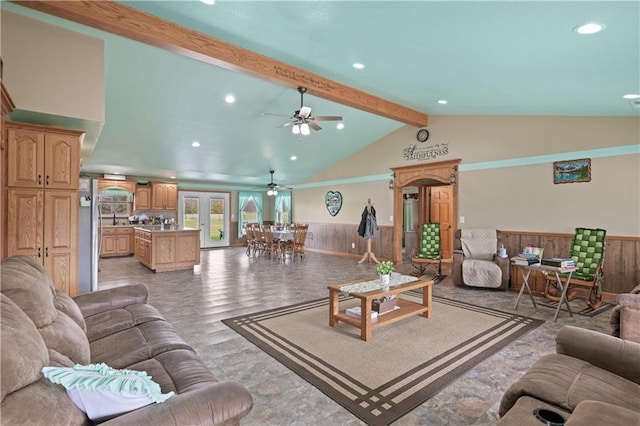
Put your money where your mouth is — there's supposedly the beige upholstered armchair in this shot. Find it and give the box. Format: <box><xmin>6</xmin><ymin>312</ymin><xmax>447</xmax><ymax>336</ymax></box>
<box><xmin>452</xmin><ymin>229</ymin><xmax>510</xmax><ymax>290</ymax></box>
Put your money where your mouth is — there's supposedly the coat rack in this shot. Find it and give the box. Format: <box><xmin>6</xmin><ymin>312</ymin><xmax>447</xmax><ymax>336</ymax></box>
<box><xmin>358</xmin><ymin>199</ymin><xmax>380</xmax><ymax>264</ymax></box>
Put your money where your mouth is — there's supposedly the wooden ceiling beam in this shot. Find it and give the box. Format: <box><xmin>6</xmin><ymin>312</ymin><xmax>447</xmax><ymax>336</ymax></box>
<box><xmin>13</xmin><ymin>0</ymin><xmax>428</xmax><ymax>127</ymax></box>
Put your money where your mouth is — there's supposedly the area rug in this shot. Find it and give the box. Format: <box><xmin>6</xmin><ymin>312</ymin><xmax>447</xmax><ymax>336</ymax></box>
<box><xmin>223</xmin><ymin>294</ymin><xmax>543</xmax><ymax>425</ymax></box>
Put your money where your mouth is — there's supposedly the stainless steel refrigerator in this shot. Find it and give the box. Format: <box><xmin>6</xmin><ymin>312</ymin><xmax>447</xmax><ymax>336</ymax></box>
<box><xmin>77</xmin><ymin>177</ymin><xmax>100</xmax><ymax>293</ymax></box>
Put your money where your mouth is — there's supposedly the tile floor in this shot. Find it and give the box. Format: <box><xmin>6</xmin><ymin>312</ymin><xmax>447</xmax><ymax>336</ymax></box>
<box><xmin>97</xmin><ymin>249</ymin><xmax>612</xmax><ymax>425</ymax></box>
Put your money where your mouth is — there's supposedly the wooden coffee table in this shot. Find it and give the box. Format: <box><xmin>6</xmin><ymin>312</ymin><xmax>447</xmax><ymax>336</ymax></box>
<box><xmin>328</xmin><ymin>276</ymin><xmax>433</xmax><ymax>341</ymax></box>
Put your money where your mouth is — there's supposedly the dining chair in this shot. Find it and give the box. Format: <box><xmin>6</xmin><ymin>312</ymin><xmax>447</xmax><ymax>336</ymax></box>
<box><xmin>251</xmin><ymin>223</ymin><xmax>266</xmax><ymax>256</ymax></box>
<box><xmin>244</xmin><ymin>223</ymin><xmax>256</xmax><ymax>256</ymax></box>
<box><xmin>262</xmin><ymin>226</ymin><xmax>282</xmax><ymax>261</ymax></box>
<box><xmin>289</xmin><ymin>223</ymin><xmax>309</xmax><ymax>260</ymax></box>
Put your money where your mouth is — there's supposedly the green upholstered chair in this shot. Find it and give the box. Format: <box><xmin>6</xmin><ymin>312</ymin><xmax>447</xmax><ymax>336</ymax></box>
<box><xmin>411</xmin><ymin>223</ymin><xmax>442</xmax><ymax>279</ymax></box>
<box><xmin>545</xmin><ymin>227</ymin><xmax>606</xmax><ymax>309</ymax></box>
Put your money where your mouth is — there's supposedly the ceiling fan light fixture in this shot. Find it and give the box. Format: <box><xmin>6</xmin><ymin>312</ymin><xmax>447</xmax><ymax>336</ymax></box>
<box><xmin>292</xmin><ymin>124</ymin><xmax>301</xmax><ymax>135</ymax></box>
<box><xmin>267</xmin><ymin>189</ymin><xmax>273</xmax><ymax>196</ymax></box>
<box><xmin>300</xmin><ymin>123</ymin><xmax>310</xmax><ymax>136</ymax></box>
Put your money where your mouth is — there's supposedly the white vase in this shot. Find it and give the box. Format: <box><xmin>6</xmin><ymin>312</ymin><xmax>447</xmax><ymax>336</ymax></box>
<box><xmin>380</xmin><ymin>274</ymin><xmax>390</xmax><ymax>288</ymax></box>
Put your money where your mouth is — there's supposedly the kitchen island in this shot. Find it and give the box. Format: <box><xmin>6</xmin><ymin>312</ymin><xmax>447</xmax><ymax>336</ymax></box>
<box><xmin>133</xmin><ymin>226</ymin><xmax>200</xmax><ymax>272</ymax></box>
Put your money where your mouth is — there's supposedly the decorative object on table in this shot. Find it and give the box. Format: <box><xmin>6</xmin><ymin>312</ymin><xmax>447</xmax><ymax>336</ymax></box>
<box><xmin>553</xmin><ymin>158</ymin><xmax>591</xmax><ymax>184</ymax></box>
<box><xmin>411</xmin><ymin>222</ymin><xmax>443</xmax><ymax>281</ymax></box>
<box><xmin>511</xmin><ymin>247</ymin><xmax>544</xmax><ymax>266</ymax></box>
<box><xmin>377</xmin><ymin>260</ymin><xmax>394</xmax><ymax>287</ymax></box>
<box><xmin>324</xmin><ymin>191</ymin><xmax>342</xmax><ymax>216</ymax></box>
<box><xmin>372</xmin><ymin>295</ymin><xmax>398</xmax><ymax>314</ymax></box>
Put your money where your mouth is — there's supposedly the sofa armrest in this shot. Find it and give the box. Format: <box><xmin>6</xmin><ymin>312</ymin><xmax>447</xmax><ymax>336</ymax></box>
<box><xmin>72</xmin><ymin>284</ymin><xmax>149</xmax><ymax>318</ymax></box>
<box><xmin>102</xmin><ymin>381</ymin><xmax>253</xmax><ymax>426</ymax></box>
<box><xmin>556</xmin><ymin>326</ymin><xmax>640</xmax><ymax>385</ymax></box>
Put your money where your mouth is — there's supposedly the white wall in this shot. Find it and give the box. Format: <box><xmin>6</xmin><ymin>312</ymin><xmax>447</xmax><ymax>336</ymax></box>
<box><xmin>1</xmin><ymin>11</ymin><xmax>104</xmax><ymax>122</ymax></box>
<box><xmin>294</xmin><ymin>115</ymin><xmax>640</xmax><ymax>236</ymax></box>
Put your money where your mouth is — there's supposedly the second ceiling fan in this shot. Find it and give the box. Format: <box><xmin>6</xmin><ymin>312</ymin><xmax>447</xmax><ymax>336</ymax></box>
<box><xmin>265</xmin><ymin>86</ymin><xmax>343</xmax><ymax>135</ymax></box>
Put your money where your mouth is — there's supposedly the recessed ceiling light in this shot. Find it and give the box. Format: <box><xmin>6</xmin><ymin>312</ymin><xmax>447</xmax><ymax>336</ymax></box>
<box><xmin>437</xmin><ymin>99</ymin><xmax>448</xmax><ymax>105</ymax></box>
<box><xmin>352</xmin><ymin>63</ymin><xmax>365</xmax><ymax>70</ymax></box>
<box><xmin>225</xmin><ymin>94</ymin><xmax>236</xmax><ymax>103</ymax></box>
<box><xmin>170</xmin><ymin>176</ymin><xmax>176</xmax><ymax>179</ymax></box>
<box><xmin>623</xmin><ymin>94</ymin><xmax>640</xmax><ymax>100</ymax></box>
<box><xmin>290</xmin><ymin>155</ymin><xmax>297</xmax><ymax>161</ymax></box>
<box><xmin>192</xmin><ymin>141</ymin><xmax>200</xmax><ymax>148</ymax></box>
<box><xmin>200</xmin><ymin>0</ymin><xmax>214</xmax><ymax>5</ymax></box>
<box><xmin>336</xmin><ymin>123</ymin><xmax>344</xmax><ymax>130</ymax></box>
<box><xmin>574</xmin><ymin>23</ymin><xmax>605</xmax><ymax>35</ymax></box>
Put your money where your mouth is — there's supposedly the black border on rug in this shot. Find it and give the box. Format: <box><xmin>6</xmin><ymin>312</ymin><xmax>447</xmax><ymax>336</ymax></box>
<box><xmin>222</xmin><ymin>295</ymin><xmax>543</xmax><ymax>426</ymax></box>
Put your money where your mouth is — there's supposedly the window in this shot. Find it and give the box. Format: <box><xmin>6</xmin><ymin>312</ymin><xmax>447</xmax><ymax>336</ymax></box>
<box><xmin>238</xmin><ymin>191</ymin><xmax>264</xmax><ymax>237</ymax></box>
<box><xmin>98</xmin><ymin>189</ymin><xmax>133</xmax><ymax>218</ymax></box>
<box><xmin>275</xmin><ymin>191</ymin><xmax>291</xmax><ymax>224</ymax></box>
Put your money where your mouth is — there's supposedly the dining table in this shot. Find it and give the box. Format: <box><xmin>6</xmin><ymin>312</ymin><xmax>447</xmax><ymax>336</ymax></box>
<box><xmin>272</xmin><ymin>230</ymin><xmax>294</xmax><ymax>241</ymax></box>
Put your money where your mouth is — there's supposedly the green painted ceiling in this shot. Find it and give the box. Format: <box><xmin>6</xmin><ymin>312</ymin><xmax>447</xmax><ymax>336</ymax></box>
<box><xmin>4</xmin><ymin>1</ymin><xmax>639</xmax><ymax>188</ymax></box>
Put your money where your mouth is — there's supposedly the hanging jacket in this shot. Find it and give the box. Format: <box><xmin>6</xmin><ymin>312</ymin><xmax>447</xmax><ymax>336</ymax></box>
<box><xmin>358</xmin><ymin>206</ymin><xmax>378</xmax><ymax>239</ymax></box>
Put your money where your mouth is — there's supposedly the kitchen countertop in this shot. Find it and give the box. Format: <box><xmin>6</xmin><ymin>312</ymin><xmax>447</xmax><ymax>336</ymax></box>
<box><xmin>133</xmin><ymin>225</ymin><xmax>199</xmax><ymax>233</ymax></box>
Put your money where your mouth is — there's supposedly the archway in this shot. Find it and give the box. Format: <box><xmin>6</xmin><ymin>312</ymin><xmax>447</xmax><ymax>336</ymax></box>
<box><xmin>391</xmin><ymin>159</ymin><xmax>460</xmax><ymax>264</ymax></box>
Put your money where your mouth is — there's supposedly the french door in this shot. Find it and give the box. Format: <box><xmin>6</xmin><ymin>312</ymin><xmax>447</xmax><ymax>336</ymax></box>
<box><xmin>178</xmin><ymin>191</ymin><xmax>229</xmax><ymax>248</ymax></box>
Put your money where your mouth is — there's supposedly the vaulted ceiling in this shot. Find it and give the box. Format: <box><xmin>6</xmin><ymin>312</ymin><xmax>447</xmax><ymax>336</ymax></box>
<box><xmin>4</xmin><ymin>1</ymin><xmax>638</xmax><ymax>189</ymax></box>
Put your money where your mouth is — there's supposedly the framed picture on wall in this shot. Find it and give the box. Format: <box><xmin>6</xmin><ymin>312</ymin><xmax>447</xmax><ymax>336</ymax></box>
<box><xmin>553</xmin><ymin>158</ymin><xmax>591</xmax><ymax>184</ymax></box>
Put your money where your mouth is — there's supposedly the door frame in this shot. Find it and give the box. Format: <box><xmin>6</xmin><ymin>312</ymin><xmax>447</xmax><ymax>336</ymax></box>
<box><xmin>178</xmin><ymin>191</ymin><xmax>230</xmax><ymax>248</ymax></box>
<box><xmin>391</xmin><ymin>159</ymin><xmax>460</xmax><ymax>265</ymax></box>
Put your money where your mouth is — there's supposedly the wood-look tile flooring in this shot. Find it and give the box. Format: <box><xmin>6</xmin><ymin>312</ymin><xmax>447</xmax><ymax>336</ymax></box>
<box><xmin>98</xmin><ymin>249</ymin><xmax>612</xmax><ymax>425</ymax></box>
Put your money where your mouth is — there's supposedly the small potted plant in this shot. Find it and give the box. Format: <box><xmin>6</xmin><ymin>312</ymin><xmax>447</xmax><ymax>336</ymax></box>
<box><xmin>377</xmin><ymin>261</ymin><xmax>394</xmax><ymax>287</ymax></box>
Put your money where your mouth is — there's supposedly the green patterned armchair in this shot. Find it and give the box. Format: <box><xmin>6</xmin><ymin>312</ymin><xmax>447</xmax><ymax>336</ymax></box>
<box><xmin>410</xmin><ymin>223</ymin><xmax>442</xmax><ymax>280</ymax></box>
<box><xmin>545</xmin><ymin>227</ymin><xmax>606</xmax><ymax>309</ymax></box>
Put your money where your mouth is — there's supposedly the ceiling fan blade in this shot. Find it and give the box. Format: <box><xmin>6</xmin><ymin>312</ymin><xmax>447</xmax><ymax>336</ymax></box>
<box><xmin>263</xmin><ymin>112</ymin><xmax>291</xmax><ymax>118</ymax></box>
<box><xmin>312</xmin><ymin>115</ymin><xmax>343</xmax><ymax>121</ymax></box>
<box><xmin>278</xmin><ymin>122</ymin><xmax>293</xmax><ymax>128</ymax></box>
<box><xmin>309</xmin><ymin>121</ymin><xmax>322</xmax><ymax>131</ymax></box>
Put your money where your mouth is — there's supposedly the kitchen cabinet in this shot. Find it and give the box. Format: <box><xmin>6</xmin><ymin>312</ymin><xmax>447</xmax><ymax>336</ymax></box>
<box><xmin>151</xmin><ymin>182</ymin><xmax>178</xmax><ymax>210</ymax></box>
<box><xmin>98</xmin><ymin>179</ymin><xmax>136</xmax><ymax>193</ymax></box>
<box><xmin>4</xmin><ymin>121</ymin><xmax>83</xmax><ymax>296</ymax></box>
<box><xmin>7</xmin><ymin>188</ymin><xmax>78</xmax><ymax>295</ymax></box>
<box><xmin>101</xmin><ymin>227</ymin><xmax>134</xmax><ymax>257</ymax></box>
<box><xmin>1</xmin><ymin>82</ymin><xmax>16</xmax><ymax>260</ymax></box>
<box><xmin>135</xmin><ymin>185</ymin><xmax>152</xmax><ymax>211</ymax></box>
<box><xmin>7</xmin><ymin>122</ymin><xmax>82</xmax><ymax>190</ymax></box>
<box><xmin>134</xmin><ymin>227</ymin><xmax>199</xmax><ymax>271</ymax></box>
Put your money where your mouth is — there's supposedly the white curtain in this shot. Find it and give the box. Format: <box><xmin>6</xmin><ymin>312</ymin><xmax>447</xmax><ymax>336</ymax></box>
<box><xmin>275</xmin><ymin>191</ymin><xmax>291</xmax><ymax>224</ymax></box>
<box><xmin>238</xmin><ymin>191</ymin><xmax>262</xmax><ymax>238</ymax></box>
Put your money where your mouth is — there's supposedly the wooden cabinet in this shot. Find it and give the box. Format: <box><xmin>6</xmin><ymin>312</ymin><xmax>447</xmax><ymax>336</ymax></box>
<box><xmin>134</xmin><ymin>228</ymin><xmax>199</xmax><ymax>272</ymax></box>
<box><xmin>1</xmin><ymin>83</ymin><xmax>16</xmax><ymax>260</ymax></box>
<box><xmin>98</xmin><ymin>179</ymin><xmax>136</xmax><ymax>193</ymax></box>
<box><xmin>135</xmin><ymin>185</ymin><xmax>151</xmax><ymax>211</ymax></box>
<box><xmin>4</xmin><ymin>122</ymin><xmax>82</xmax><ymax>296</ymax></box>
<box><xmin>151</xmin><ymin>183</ymin><xmax>178</xmax><ymax>210</ymax></box>
<box><xmin>7</xmin><ymin>188</ymin><xmax>78</xmax><ymax>295</ymax></box>
<box><xmin>7</xmin><ymin>122</ymin><xmax>82</xmax><ymax>190</ymax></box>
<box><xmin>101</xmin><ymin>227</ymin><xmax>134</xmax><ymax>257</ymax></box>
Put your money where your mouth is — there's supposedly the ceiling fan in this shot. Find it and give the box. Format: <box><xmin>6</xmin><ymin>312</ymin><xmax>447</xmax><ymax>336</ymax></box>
<box><xmin>259</xmin><ymin>170</ymin><xmax>291</xmax><ymax>196</ymax></box>
<box><xmin>264</xmin><ymin>86</ymin><xmax>343</xmax><ymax>136</ymax></box>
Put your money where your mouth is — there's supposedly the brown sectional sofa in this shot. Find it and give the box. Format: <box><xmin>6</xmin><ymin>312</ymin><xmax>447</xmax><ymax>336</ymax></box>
<box><xmin>498</xmin><ymin>326</ymin><xmax>640</xmax><ymax>425</ymax></box>
<box><xmin>1</xmin><ymin>255</ymin><xmax>253</xmax><ymax>425</ymax></box>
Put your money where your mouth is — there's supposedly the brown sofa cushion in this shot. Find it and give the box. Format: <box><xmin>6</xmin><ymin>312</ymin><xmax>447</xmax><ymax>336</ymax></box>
<box><xmin>90</xmin><ymin>321</ymin><xmax>194</xmax><ymax>369</ymax></box>
<box><xmin>0</xmin><ymin>256</ymin><xmax>57</xmax><ymax>327</ymax></box>
<box><xmin>0</xmin><ymin>378</ymin><xmax>89</xmax><ymax>425</ymax></box>
<box><xmin>499</xmin><ymin>353</ymin><xmax>640</xmax><ymax>416</ymax></box>
<box><xmin>54</xmin><ymin>289</ymin><xmax>87</xmax><ymax>333</ymax></box>
<box><xmin>84</xmin><ymin>304</ymin><xmax>166</xmax><ymax>342</ymax></box>
<box><xmin>39</xmin><ymin>311</ymin><xmax>91</xmax><ymax>365</ymax></box>
<box><xmin>1</xmin><ymin>295</ymin><xmax>49</xmax><ymax>402</ymax></box>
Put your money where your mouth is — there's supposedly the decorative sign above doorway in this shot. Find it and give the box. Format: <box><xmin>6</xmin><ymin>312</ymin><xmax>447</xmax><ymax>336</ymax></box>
<box><xmin>325</xmin><ymin>191</ymin><xmax>343</xmax><ymax>216</ymax></box>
